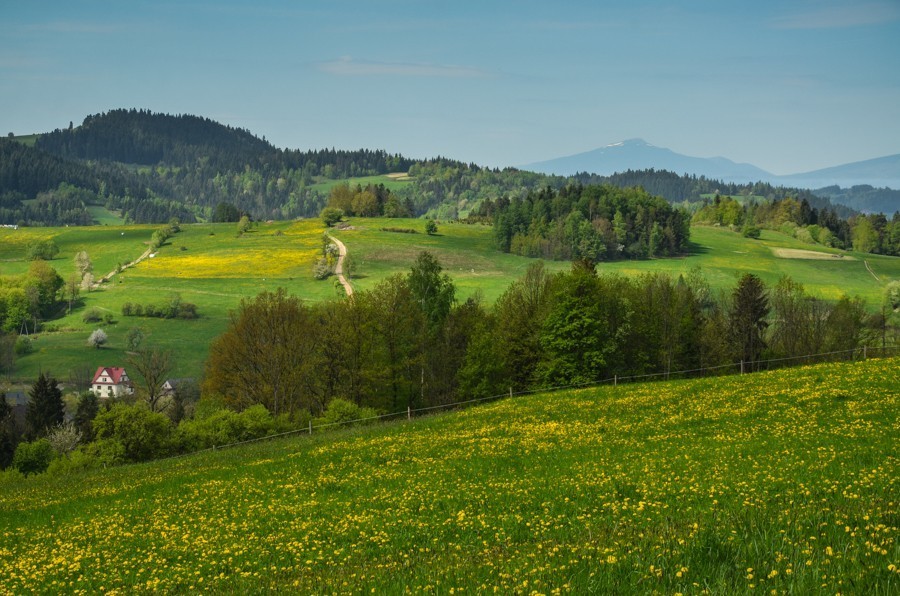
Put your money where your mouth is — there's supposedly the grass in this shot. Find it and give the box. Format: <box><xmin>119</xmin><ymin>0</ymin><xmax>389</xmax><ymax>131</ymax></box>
<box><xmin>2</xmin><ymin>220</ymin><xmax>342</xmax><ymax>382</ymax></box>
<box><xmin>308</xmin><ymin>173</ymin><xmax>413</xmax><ymax>195</ymax></box>
<box><xmin>1</xmin><ymin>356</ymin><xmax>897</xmax><ymax>593</ymax></box>
<box><xmin>85</xmin><ymin>205</ymin><xmax>125</xmax><ymax>226</ymax></box>
<box><xmin>9</xmin><ymin>134</ymin><xmax>39</xmax><ymax>147</ymax></box>
<box><xmin>334</xmin><ymin>220</ymin><xmax>899</xmax><ymax>305</ymax></box>
<box><xmin>3</xmin><ymin>219</ymin><xmax>897</xmax><ymax>385</ymax></box>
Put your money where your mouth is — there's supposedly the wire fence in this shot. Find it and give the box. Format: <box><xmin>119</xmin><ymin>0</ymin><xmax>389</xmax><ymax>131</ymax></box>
<box><xmin>161</xmin><ymin>344</ymin><xmax>899</xmax><ymax>463</ymax></box>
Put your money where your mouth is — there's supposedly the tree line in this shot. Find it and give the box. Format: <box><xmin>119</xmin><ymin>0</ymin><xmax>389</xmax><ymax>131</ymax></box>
<box><xmin>481</xmin><ymin>184</ymin><xmax>692</xmax><ymax>261</ymax></box>
<box><xmin>2</xmin><ymin>252</ymin><xmax>896</xmax><ymax>478</ymax></box>
<box><xmin>693</xmin><ymin>195</ymin><xmax>900</xmax><ymax>256</ymax></box>
<box><xmin>202</xmin><ymin>253</ymin><xmax>893</xmax><ymax>419</ymax></box>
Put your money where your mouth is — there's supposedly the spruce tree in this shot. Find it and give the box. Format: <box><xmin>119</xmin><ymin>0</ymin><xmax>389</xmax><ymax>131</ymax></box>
<box><xmin>0</xmin><ymin>395</ymin><xmax>17</xmax><ymax>469</ymax></box>
<box><xmin>729</xmin><ymin>273</ymin><xmax>770</xmax><ymax>369</ymax></box>
<box><xmin>25</xmin><ymin>372</ymin><xmax>65</xmax><ymax>439</ymax></box>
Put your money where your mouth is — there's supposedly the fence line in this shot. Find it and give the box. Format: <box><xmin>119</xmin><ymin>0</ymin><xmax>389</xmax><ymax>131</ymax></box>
<box><xmin>161</xmin><ymin>344</ymin><xmax>899</xmax><ymax>462</ymax></box>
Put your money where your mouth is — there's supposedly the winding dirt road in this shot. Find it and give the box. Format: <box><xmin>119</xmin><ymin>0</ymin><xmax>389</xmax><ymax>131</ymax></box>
<box><xmin>328</xmin><ymin>234</ymin><xmax>353</xmax><ymax>297</ymax></box>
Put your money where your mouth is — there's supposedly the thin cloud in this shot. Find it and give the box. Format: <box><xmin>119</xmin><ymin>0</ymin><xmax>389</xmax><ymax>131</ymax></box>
<box><xmin>318</xmin><ymin>57</ymin><xmax>491</xmax><ymax>79</ymax></box>
<box><xmin>771</xmin><ymin>2</ymin><xmax>900</xmax><ymax>29</ymax></box>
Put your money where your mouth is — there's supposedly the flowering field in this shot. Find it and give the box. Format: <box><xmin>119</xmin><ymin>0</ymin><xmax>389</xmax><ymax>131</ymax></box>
<box><xmin>2</xmin><ymin>357</ymin><xmax>898</xmax><ymax>593</ymax></box>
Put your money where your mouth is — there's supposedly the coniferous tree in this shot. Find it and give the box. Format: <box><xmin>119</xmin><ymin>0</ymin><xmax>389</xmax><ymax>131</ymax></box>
<box><xmin>0</xmin><ymin>394</ymin><xmax>18</xmax><ymax>469</ymax></box>
<box><xmin>729</xmin><ymin>274</ymin><xmax>770</xmax><ymax>370</ymax></box>
<box><xmin>25</xmin><ymin>372</ymin><xmax>65</xmax><ymax>439</ymax></box>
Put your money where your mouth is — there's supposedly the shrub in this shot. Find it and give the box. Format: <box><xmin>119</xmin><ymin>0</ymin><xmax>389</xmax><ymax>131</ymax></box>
<box><xmin>93</xmin><ymin>404</ymin><xmax>175</xmax><ymax>462</ymax></box>
<box><xmin>0</xmin><ymin>467</ymin><xmax>25</xmax><ymax>486</ymax></box>
<box><xmin>381</xmin><ymin>227</ymin><xmax>418</xmax><ymax>234</ymax></box>
<box><xmin>315</xmin><ymin>398</ymin><xmax>379</xmax><ymax>428</ymax></box>
<box><xmin>313</xmin><ymin>257</ymin><xmax>332</xmax><ymax>280</ymax></box>
<box><xmin>14</xmin><ymin>335</ymin><xmax>33</xmax><ymax>355</ymax></box>
<box><xmin>177</xmin><ymin>404</ymin><xmax>275</xmax><ymax>451</ymax></box>
<box><xmin>47</xmin><ymin>422</ymin><xmax>82</xmax><ymax>456</ymax></box>
<box><xmin>425</xmin><ymin>219</ymin><xmax>438</xmax><ymax>235</ymax></box>
<box><xmin>46</xmin><ymin>446</ymin><xmax>100</xmax><ymax>476</ymax></box>
<box><xmin>84</xmin><ymin>438</ymin><xmax>127</xmax><ymax>466</ymax></box>
<box><xmin>320</xmin><ymin>207</ymin><xmax>344</xmax><ymax>227</ymax></box>
<box><xmin>82</xmin><ymin>307</ymin><xmax>103</xmax><ymax>323</ymax></box>
<box><xmin>25</xmin><ymin>240</ymin><xmax>59</xmax><ymax>261</ymax></box>
<box><xmin>12</xmin><ymin>439</ymin><xmax>54</xmax><ymax>476</ymax></box>
<box><xmin>742</xmin><ymin>225</ymin><xmax>761</xmax><ymax>239</ymax></box>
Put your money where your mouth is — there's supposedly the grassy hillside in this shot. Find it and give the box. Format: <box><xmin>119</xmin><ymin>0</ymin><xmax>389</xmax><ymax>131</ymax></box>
<box><xmin>2</xmin><ymin>220</ymin><xmax>897</xmax><ymax>383</ymax></box>
<box><xmin>308</xmin><ymin>173</ymin><xmax>413</xmax><ymax>195</ymax></box>
<box><xmin>333</xmin><ymin>220</ymin><xmax>900</xmax><ymax>304</ymax></box>
<box><xmin>1</xmin><ymin>357</ymin><xmax>897</xmax><ymax>593</ymax></box>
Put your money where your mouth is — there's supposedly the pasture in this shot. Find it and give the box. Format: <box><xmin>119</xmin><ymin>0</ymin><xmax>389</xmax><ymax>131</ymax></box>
<box><xmin>308</xmin><ymin>173</ymin><xmax>414</xmax><ymax>195</ymax></box>
<box><xmin>0</xmin><ymin>356</ymin><xmax>896</xmax><ymax>593</ymax></box>
<box><xmin>1</xmin><ymin>219</ymin><xmax>897</xmax><ymax>384</ymax></box>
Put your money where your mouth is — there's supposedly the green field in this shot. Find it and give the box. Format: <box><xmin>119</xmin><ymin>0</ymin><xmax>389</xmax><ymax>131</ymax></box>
<box><xmin>1</xmin><ymin>356</ymin><xmax>897</xmax><ymax>593</ymax></box>
<box><xmin>308</xmin><ymin>173</ymin><xmax>413</xmax><ymax>195</ymax></box>
<box><xmin>334</xmin><ymin>220</ymin><xmax>899</xmax><ymax>304</ymax></box>
<box><xmin>2</xmin><ymin>220</ymin><xmax>897</xmax><ymax>384</ymax></box>
<box><xmin>85</xmin><ymin>205</ymin><xmax>126</xmax><ymax>226</ymax></box>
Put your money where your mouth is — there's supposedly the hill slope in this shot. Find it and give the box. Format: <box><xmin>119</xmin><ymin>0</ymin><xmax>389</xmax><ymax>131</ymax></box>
<box><xmin>1</xmin><ymin>357</ymin><xmax>897</xmax><ymax>593</ymax></box>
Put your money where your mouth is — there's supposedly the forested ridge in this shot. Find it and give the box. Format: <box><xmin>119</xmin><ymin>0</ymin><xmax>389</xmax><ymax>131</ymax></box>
<box><xmin>2</xmin><ymin>108</ymin><xmax>893</xmax><ymax>258</ymax></box>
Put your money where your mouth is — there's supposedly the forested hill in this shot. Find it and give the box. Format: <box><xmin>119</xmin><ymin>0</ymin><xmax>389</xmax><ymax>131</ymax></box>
<box><xmin>36</xmin><ymin>109</ymin><xmax>275</xmax><ymax>169</ymax></box>
<box><xmin>3</xmin><ymin>109</ymin><xmax>419</xmax><ymax>225</ymax></box>
<box><xmin>0</xmin><ymin>108</ymin><xmax>872</xmax><ymax>227</ymax></box>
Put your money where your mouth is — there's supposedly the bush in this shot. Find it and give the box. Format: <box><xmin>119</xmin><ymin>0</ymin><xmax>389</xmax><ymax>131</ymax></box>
<box><xmin>425</xmin><ymin>219</ymin><xmax>438</xmax><ymax>235</ymax></box>
<box><xmin>47</xmin><ymin>422</ymin><xmax>82</xmax><ymax>456</ymax></box>
<box><xmin>381</xmin><ymin>227</ymin><xmax>418</xmax><ymax>234</ymax></box>
<box><xmin>320</xmin><ymin>207</ymin><xmax>344</xmax><ymax>227</ymax></box>
<box><xmin>14</xmin><ymin>335</ymin><xmax>33</xmax><ymax>355</ymax></box>
<box><xmin>313</xmin><ymin>257</ymin><xmax>332</xmax><ymax>280</ymax></box>
<box><xmin>742</xmin><ymin>225</ymin><xmax>761</xmax><ymax>239</ymax></box>
<box><xmin>93</xmin><ymin>404</ymin><xmax>175</xmax><ymax>462</ymax></box>
<box><xmin>46</xmin><ymin>447</ymin><xmax>102</xmax><ymax>476</ymax></box>
<box><xmin>80</xmin><ymin>438</ymin><xmax>127</xmax><ymax>467</ymax></box>
<box><xmin>12</xmin><ymin>439</ymin><xmax>54</xmax><ymax>476</ymax></box>
<box><xmin>177</xmin><ymin>404</ymin><xmax>276</xmax><ymax>451</ymax></box>
<box><xmin>315</xmin><ymin>398</ymin><xmax>379</xmax><ymax>428</ymax></box>
<box><xmin>25</xmin><ymin>240</ymin><xmax>59</xmax><ymax>261</ymax></box>
<box><xmin>82</xmin><ymin>307</ymin><xmax>103</xmax><ymax>323</ymax></box>
<box><xmin>0</xmin><ymin>467</ymin><xmax>25</xmax><ymax>486</ymax></box>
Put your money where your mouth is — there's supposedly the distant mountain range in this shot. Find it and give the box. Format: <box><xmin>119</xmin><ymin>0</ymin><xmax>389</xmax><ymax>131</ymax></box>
<box><xmin>523</xmin><ymin>139</ymin><xmax>900</xmax><ymax>191</ymax></box>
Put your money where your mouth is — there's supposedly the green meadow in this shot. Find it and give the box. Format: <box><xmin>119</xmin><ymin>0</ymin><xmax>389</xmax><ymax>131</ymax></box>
<box><xmin>2</xmin><ymin>219</ymin><xmax>897</xmax><ymax>384</ymax></box>
<box><xmin>308</xmin><ymin>173</ymin><xmax>413</xmax><ymax>195</ymax></box>
<box><xmin>1</xmin><ymin>356</ymin><xmax>897</xmax><ymax>593</ymax></box>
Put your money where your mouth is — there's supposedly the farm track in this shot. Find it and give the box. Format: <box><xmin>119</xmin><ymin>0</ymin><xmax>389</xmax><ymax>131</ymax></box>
<box><xmin>93</xmin><ymin>245</ymin><xmax>153</xmax><ymax>289</ymax></box>
<box><xmin>864</xmin><ymin>259</ymin><xmax>881</xmax><ymax>282</ymax></box>
<box><xmin>328</xmin><ymin>234</ymin><xmax>353</xmax><ymax>296</ymax></box>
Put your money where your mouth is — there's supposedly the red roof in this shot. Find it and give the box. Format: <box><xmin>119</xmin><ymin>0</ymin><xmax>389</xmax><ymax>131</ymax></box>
<box><xmin>92</xmin><ymin>366</ymin><xmax>128</xmax><ymax>385</ymax></box>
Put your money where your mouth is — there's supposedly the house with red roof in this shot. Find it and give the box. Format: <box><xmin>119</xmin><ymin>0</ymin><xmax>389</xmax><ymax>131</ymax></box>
<box><xmin>92</xmin><ymin>367</ymin><xmax>134</xmax><ymax>399</ymax></box>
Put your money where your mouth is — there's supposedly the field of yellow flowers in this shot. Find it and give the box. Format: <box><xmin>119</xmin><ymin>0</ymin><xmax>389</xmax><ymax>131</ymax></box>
<box><xmin>1</xmin><ymin>357</ymin><xmax>898</xmax><ymax>593</ymax></box>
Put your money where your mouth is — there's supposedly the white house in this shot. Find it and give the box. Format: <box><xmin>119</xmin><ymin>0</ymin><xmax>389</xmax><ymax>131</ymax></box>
<box><xmin>91</xmin><ymin>366</ymin><xmax>134</xmax><ymax>399</ymax></box>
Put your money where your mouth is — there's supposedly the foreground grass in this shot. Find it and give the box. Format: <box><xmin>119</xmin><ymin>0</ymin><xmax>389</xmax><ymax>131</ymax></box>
<box><xmin>1</xmin><ymin>357</ymin><xmax>897</xmax><ymax>593</ymax></box>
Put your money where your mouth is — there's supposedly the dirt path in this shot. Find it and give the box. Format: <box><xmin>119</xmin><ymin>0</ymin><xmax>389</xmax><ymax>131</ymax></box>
<box><xmin>327</xmin><ymin>234</ymin><xmax>353</xmax><ymax>297</ymax></box>
<box><xmin>864</xmin><ymin>259</ymin><xmax>881</xmax><ymax>283</ymax></box>
<box><xmin>92</xmin><ymin>246</ymin><xmax>154</xmax><ymax>289</ymax></box>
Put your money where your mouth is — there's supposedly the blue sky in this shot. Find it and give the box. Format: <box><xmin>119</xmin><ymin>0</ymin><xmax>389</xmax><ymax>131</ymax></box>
<box><xmin>2</xmin><ymin>1</ymin><xmax>899</xmax><ymax>174</ymax></box>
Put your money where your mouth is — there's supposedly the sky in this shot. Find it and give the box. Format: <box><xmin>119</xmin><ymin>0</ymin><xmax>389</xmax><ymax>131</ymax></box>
<box><xmin>1</xmin><ymin>0</ymin><xmax>899</xmax><ymax>175</ymax></box>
